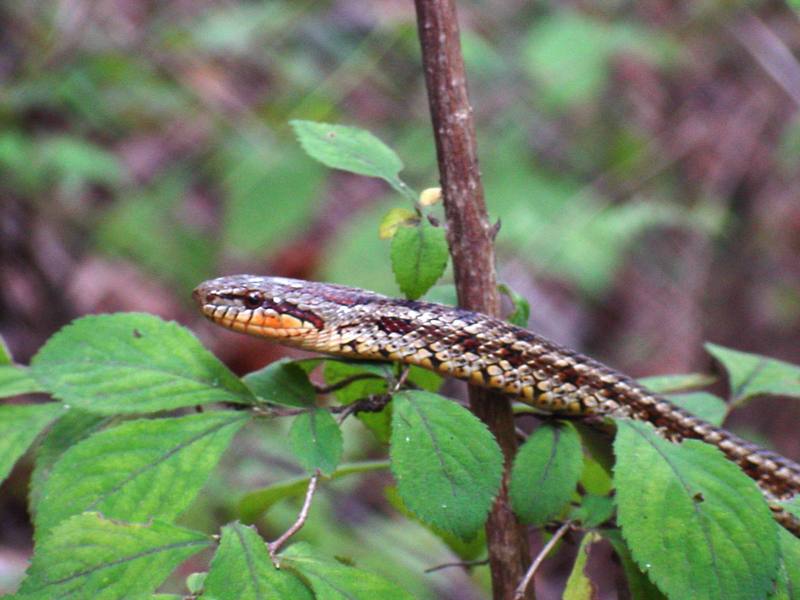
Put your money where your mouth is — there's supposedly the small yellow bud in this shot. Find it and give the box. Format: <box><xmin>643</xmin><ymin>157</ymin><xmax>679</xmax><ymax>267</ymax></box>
<box><xmin>419</xmin><ymin>187</ymin><xmax>442</xmax><ymax>207</ymax></box>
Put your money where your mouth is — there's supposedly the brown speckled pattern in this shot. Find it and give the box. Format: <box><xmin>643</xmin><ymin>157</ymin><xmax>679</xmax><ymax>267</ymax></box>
<box><xmin>194</xmin><ymin>275</ymin><xmax>800</xmax><ymax>535</ymax></box>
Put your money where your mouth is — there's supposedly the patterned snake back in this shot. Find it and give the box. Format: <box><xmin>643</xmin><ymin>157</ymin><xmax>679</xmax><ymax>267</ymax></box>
<box><xmin>194</xmin><ymin>275</ymin><xmax>800</xmax><ymax>534</ymax></box>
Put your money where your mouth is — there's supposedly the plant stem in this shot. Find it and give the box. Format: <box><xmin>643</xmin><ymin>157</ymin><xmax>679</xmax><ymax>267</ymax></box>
<box><xmin>412</xmin><ymin>1</ymin><xmax>533</xmax><ymax>598</ymax></box>
<box><xmin>514</xmin><ymin>521</ymin><xmax>572</xmax><ymax>600</ymax></box>
<box><xmin>313</xmin><ymin>372</ymin><xmax>384</xmax><ymax>394</ymax></box>
<box><xmin>268</xmin><ymin>470</ymin><xmax>320</xmax><ymax>563</ymax></box>
<box><xmin>425</xmin><ymin>558</ymin><xmax>490</xmax><ymax>573</ymax></box>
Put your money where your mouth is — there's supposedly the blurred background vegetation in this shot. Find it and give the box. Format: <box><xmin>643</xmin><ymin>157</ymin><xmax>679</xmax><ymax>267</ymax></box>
<box><xmin>2</xmin><ymin>1</ymin><xmax>800</xmax><ymax>597</ymax></box>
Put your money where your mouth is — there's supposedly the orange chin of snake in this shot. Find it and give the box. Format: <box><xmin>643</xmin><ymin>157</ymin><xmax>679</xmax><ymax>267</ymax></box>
<box><xmin>207</xmin><ymin>307</ymin><xmax>316</xmax><ymax>338</ymax></box>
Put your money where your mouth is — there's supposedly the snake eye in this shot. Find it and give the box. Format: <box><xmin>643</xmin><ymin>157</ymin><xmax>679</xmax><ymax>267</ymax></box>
<box><xmin>243</xmin><ymin>291</ymin><xmax>262</xmax><ymax>309</ymax></box>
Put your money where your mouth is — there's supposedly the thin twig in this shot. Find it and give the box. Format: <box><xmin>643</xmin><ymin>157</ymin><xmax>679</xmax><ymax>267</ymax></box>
<box><xmin>268</xmin><ymin>469</ymin><xmax>321</xmax><ymax>565</ymax></box>
<box><xmin>392</xmin><ymin>365</ymin><xmax>412</xmax><ymax>392</ymax></box>
<box><xmin>337</xmin><ymin>393</ymin><xmax>395</xmax><ymax>424</ymax></box>
<box><xmin>425</xmin><ymin>558</ymin><xmax>490</xmax><ymax>573</ymax></box>
<box><xmin>513</xmin><ymin>521</ymin><xmax>573</xmax><ymax>600</ymax></box>
<box><xmin>256</xmin><ymin>394</ymin><xmax>393</xmax><ymax>419</ymax></box>
<box><xmin>313</xmin><ymin>373</ymin><xmax>384</xmax><ymax>395</ymax></box>
<box><xmin>336</xmin><ymin>402</ymin><xmax>360</xmax><ymax>425</ymax></box>
<box><xmin>344</xmin><ymin>394</ymin><xmax>393</xmax><ymax>414</ymax></box>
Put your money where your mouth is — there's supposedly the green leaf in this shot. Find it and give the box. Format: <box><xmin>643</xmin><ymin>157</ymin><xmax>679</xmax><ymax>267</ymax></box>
<box><xmin>379</xmin><ymin>207</ymin><xmax>418</xmax><ymax>240</ymax></box>
<box><xmin>705</xmin><ymin>343</ymin><xmax>800</xmax><ymax>406</ymax></box>
<box><xmin>0</xmin><ymin>403</ymin><xmax>65</xmax><ymax>486</ymax></box>
<box><xmin>510</xmin><ymin>421</ymin><xmax>583</xmax><ymax>525</ymax></box>
<box><xmin>31</xmin><ymin>313</ymin><xmax>254</xmax><ymax>414</ymax></box>
<box><xmin>772</xmin><ymin>498</ymin><xmax>800</xmax><ymax>599</ymax></box>
<box><xmin>579</xmin><ymin>452</ymin><xmax>613</xmax><ymax>496</ymax></box>
<box><xmin>390</xmin><ymin>390</ymin><xmax>503</xmax><ymax>539</ymax></box>
<box><xmin>667</xmin><ymin>392</ymin><xmax>727</xmax><ymax>426</ymax></box>
<box><xmin>407</xmin><ymin>365</ymin><xmax>444</xmax><ymax>393</ymax></box>
<box><xmin>35</xmin><ymin>411</ymin><xmax>248</xmax><ymax>541</ymax></box>
<box><xmin>0</xmin><ymin>365</ymin><xmax>46</xmax><ymax>397</ymax></box>
<box><xmin>569</xmin><ymin>493</ymin><xmax>614</xmax><ymax>528</ymax></box>
<box><xmin>613</xmin><ymin>419</ymin><xmax>779</xmax><ymax>600</ymax></box>
<box><xmin>281</xmin><ymin>542</ymin><xmax>415</xmax><ymax>600</ymax></box>
<box><xmin>243</xmin><ymin>358</ymin><xmax>316</xmax><ymax>407</ymax></box>
<box><xmin>604</xmin><ymin>529</ymin><xmax>667</xmax><ymax>600</ymax></box>
<box><xmin>289</xmin><ymin>409</ymin><xmax>343</xmax><ymax>476</ymax></box>
<box><xmin>563</xmin><ymin>532</ymin><xmax>600</xmax><ymax>600</ymax></box>
<box><xmin>498</xmin><ymin>283</ymin><xmax>531</xmax><ymax>327</ymax></box>
<box><xmin>290</xmin><ymin>120</ymin><xmax>412</xmax><ymax>199</ymax></box>
<box><xmin>384</xmin><ymin>485</ymin><xmax>486</xmax><ymax>561</ymax></box>
<box><xmin>638</xmin><ymin>373</ymin><xmax>716</xmax><ymax>393</ymax></box>
<box><xmin>16</xmin><ymin>513</ymin><xmax>211</xmax><ymax>599</ymax></box>
<box><xmin>0</xmin><ymin>335</ymin><xmax>13</xmax><ymax>364</ymax></box>
<box><xmin>200</xmin><ymin>522</ymin><xmax>313</xmax><ymax>600</ymax></box>
<box><xmin>773</xmin><ymin>527</ymin><xmax>800</xmax><ymax>600</ymax></box>
<box><xmin>239</xmin><ymin>460</ymin><xmax>390</xmax><ymax>524</ymax></box>
<box><xmin>575</xmin><ymin>422</ymin><xmax>616</xmax><ymax>476</ymax></box>
<box><xmin>29</xmin><ymin>409</ymin><xmax>106</xmax><ymax>515</ymax></box>
<box><xmin>390</xmin><ymin>220</ymin><xmax>449</xmax><ymax>300</ymax></box>
<box><xmin>186</xmin><ymin>572</ymin><xmax>207</xmax><ymax>595</ymax></box>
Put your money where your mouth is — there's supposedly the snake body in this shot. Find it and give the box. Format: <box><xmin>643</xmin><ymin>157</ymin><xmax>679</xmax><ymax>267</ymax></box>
<box><xmin>194</xmin><ymin>275</ymin><xmax>800</xmax><ymax>535</ymax></box>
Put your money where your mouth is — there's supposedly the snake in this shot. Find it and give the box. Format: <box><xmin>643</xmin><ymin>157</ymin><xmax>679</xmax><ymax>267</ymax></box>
<box><xmin>193</xmin><ymin>274</ymin><xmax>800</xmax><ymax>536</ymax></box>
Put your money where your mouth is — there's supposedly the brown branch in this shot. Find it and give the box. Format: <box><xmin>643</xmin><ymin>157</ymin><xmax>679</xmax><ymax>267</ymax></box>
<box><xmin>514</xmin><ymin>521</ymin><xmax>573</xmax><ymax>600</ymax></box>
<box><xmin>413</xmin><ymin>1</ymin><xmax>533</xmax><ymax>598</ymax></box>
<box><xmin>253</xmin><ymin>394</ymin><xmax>393</xmax><ymax>419</ymax></box>
<box><xmin>425</xmin><ymin>558</ymin><xmax>490</xmax><ymax>573</ymax></box>
<box><xmin>268</xmin><ymin>469</ymin><xmax>320</xmax><ymax>564</ymax></box>
<box><xmin>313</xmin><ymin>373</ymin><xmax>384</xmax><ymax>394</ymax></box>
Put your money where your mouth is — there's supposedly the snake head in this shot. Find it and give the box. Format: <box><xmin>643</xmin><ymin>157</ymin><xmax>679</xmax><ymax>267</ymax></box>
<box><xmin>192</xmin><ymin>275</ymin><xmax>388</xmax><ymax>351</ymax></box>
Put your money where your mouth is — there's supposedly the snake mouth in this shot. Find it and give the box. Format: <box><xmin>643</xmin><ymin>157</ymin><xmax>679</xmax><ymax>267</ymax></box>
<box><xmin>200</xmin><ymin>304</ymin><xmax>317</xmax><ymax>339</ymax></box>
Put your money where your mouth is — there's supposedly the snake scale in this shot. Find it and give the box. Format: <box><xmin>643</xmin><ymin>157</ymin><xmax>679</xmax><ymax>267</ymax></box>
<box><xmin>194</xmin><ymin>275</ymin><xmax>800</xmax><ymax>536</ymax></box>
